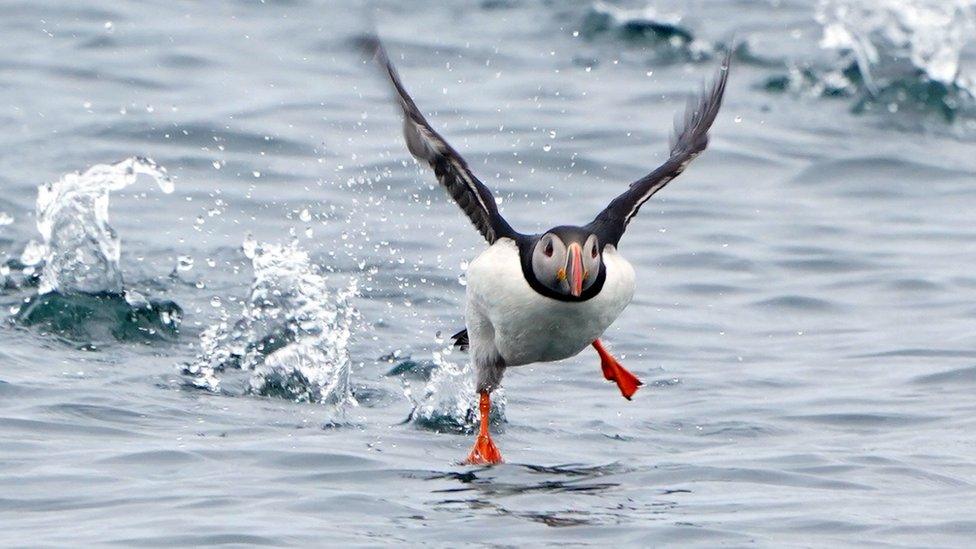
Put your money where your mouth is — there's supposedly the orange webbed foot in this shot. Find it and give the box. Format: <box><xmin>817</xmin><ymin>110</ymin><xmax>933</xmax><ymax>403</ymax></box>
<box><xmin>593</xmin><ymin>339</ymin><xmax>643</xmax><ymax>400</ymax></box>
<box><xmin>464</xmin><ymin>433</ymin><xmax>503</xmax><ymax>465</ymax></box>
<box><xmin>463</xmin><ymin>391</ymin><xmax>504</xmax><ymax>465</ymax></box>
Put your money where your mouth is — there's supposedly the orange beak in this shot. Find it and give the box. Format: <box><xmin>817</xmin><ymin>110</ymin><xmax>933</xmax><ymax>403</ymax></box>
<box><xmin>567</xmin><ymin>243</ymin><xmax>584</xmax><ymax>297</ymax></box>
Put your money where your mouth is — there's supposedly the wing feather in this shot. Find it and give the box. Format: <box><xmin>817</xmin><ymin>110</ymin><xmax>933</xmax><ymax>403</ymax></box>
<box><xmin>362</xmin><ymin>36</ymin><xmax>515</xmax><ymax>244</ymax></box>
<box><xmin>588</xmin><ymin>48</ymin><xmax>732</xmax><ymax>246</ymax></box>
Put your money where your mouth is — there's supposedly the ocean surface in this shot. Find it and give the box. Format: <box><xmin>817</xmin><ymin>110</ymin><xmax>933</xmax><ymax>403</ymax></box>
<box><xmin>3</xmin><ymin>0</ymin><xmax>976</xmax><ymax>545</ymax></box>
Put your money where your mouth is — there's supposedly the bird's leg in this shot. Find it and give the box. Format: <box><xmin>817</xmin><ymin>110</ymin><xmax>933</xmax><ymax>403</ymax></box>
<box><xmin>592</xmin><ymin>339</ymin><xmax>643</xmax><ymax>400</ymax></box>
<box><xmin>463</xmin><ymin>391</ymin><xmax>503</xmax><ymax>465</ymax></box>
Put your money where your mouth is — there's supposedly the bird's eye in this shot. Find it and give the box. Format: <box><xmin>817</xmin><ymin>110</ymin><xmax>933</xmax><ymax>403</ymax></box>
<box><xmin>591</xmin><ymin>244</ymin><xmax>598</xmax><ymax>259</ymax></box>
<box><xmin>544</xmin><ymin>241</ymin><xmax>553</xmax><ymax>257</ymax></box>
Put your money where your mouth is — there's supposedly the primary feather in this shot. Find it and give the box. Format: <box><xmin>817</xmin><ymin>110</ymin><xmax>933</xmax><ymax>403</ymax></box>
<box><xmin>362</xmin><ymin>35</ymin><xmax>515</xmax><ymax>244</ymax></box>
<box><xmin>588</xmin><ymin>48</ymin><xmax>732</xmax><ymax>246</ymax></box>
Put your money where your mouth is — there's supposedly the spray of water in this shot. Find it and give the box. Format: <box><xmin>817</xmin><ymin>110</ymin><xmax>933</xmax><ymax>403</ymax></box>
<box><xmin>579</xmin><ymin>1</ymin><xmax>709</xmax><ymax>62</ymax></box>
<box><xmin>763</xmin><ymin>0</ymin><xmax>976</xmax><ymax>120</ymax></box>
<box><xmin>184</xmin><ymin>237</ymin><xmax>358</xmax><ymax>408</ymax></box>
<box><xmin>0</xmin><ymin>212</ymin><xmax>12</xmax><ymax>289</ymax></box>
<box><xmin>400</xmin><ymin>348</ymin><xmax>505</xmax><ymax>435</ymax></box>
<box><xmin>817</xmin><ymin>0</ymin><xmax>976</xmax><ymax>92</ymax></box>
<box><xmin>11</xmin><ymin>157</ymin><xmax>181</xmax><ymax>343</ymax></box>
<box><xmin>21</xmin><ymin>156</ymin><xmax>173</xmax><ymax>295</ymax></box>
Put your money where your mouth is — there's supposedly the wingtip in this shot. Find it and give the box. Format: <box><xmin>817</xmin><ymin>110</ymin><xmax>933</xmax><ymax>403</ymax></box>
<box><xmin>668</xmin><ymin>43</ymin><xmax>733</xmax><ymax>158</ymax></box>
<box><xmin>712</xmin><ymin>42</ymin><xmax>734</xmax><ymax>91</ymax></box>
<box><xmin>720</xmin><ymin>44</ymin><xmax>734</xmax><ymax>78</ymax></box>
<box><xmin>352</xmin><ymin>33</ymin><xmax>385</xmax><ymax>65</ymax></box>
<box><xmin>723</xmin><ymin>35</ymin><xmax>737</xmax><ymax>68</ymax></box>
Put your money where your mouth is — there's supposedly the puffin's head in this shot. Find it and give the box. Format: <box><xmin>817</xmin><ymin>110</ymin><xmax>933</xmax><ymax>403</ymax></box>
<box><xmin>531</xmin><ymin>226</ymin><xmax>602</xmax><ymax>298</ymax></box>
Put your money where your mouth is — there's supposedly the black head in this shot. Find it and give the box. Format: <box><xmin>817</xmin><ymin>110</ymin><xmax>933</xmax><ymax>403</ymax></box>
<box><xmin>518</xmin><ymin>226</ymin><xmax>607</xmax><ymax>302</ymax></box>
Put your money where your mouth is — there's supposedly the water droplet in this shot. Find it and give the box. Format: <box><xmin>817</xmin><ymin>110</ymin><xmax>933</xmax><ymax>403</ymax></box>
<box><xmin>0</xmin><ymin>212</ymin><xmax>13</xmax><ymax>226</ymax></box>
<box><xmin>542</xmin><ymin>144</ymin><xmax>552</xmax><ymax>152</ymax></box>
<box><xmin>212</xmin><ymin>160</ymin><xmax>222</xmax><ymax>170</ymax></box>
<box><xmin>177</xmin><ymin>255</ymin><xmax>194</xmax><ymax>272</ymax></box>
<box><xmin>242</xmin><ymin>234</ymin><xmax>258</xmax><ymax>258</ymax></box>
<box><xmin>299</xmin><ymin>208</ymin><xmax>312</xmax><ymax>222</ymax></box>
<box><xmin>210</xmin><ymin>296</ymin><xmax>222</xmax><ymax>308</ymax></box>
<box><xmin>252</xmin><ymin>171</ymin><xmax>261</xmax><ymax>178</ymax></box>
<box><xmin>20</xmin><ymin>240</ymin><xmax>45</xmax><ymax>266</ymax></box>
<box><xmin>734</xmin><ymin>115</ymin><xmax>743</xmax><ymax>123</ymax></box>
<box><xmin>104</xmin><ymin>21</ymin><xmax>114</xmax><ymax>32</ymax></box>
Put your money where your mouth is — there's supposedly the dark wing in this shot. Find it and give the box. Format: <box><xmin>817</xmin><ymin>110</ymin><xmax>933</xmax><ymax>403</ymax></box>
<box><xmin>588</xmin><ymin>48</ymin><xmax>732</xmax><ymax>246</ymax></box>
<box><xmin>362</xmin><ymin>36</ymin><xmax>516</xmax><ymax>244</ymax></box>
<box><xmin>450</xmin><ymin>328</ymin><xmax>469</xmax><ymax>351</ymax></box>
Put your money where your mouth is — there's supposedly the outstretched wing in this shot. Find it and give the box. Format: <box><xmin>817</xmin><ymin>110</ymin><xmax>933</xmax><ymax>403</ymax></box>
<box><xmin>362</xmin><ymin>36</ymin><xmax>516</xmax><ymax>244</ymax></box>
<box><xmin>588</xmin><ymin>49</ymin><xmax>732</xmax><ymax>246</ymax></box>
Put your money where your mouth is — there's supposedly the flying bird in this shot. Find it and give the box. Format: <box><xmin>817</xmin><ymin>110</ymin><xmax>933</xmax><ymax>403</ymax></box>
<box><xmin>364</xmin><ymin>36</ymin><xmax>731</xmax><ymax>464</ymax></box>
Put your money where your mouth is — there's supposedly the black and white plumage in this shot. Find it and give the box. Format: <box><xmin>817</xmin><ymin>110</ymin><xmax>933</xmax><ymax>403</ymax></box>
<box><xmin>364</xmin><ymin>37</ymin><xmax>514</xmax><ymax>245</ymax></box>
<box><xmin>588</xmin><ymin>48</ymin><xmax>732</xmax><ymax>247</ymax></box>
<box><xmin>364</xmin><ymin>35</ymin><xmax>731</xmax><ymax>394</ymax></box>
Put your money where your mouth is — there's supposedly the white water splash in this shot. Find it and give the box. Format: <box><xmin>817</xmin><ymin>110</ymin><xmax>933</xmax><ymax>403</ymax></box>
<box><xmin>20</xmin><ymin>157</ymin><xmax>173</xmax><ymax>295</ymax></box>
<box><xmin>185</xmin><ymin>238</ymin><xmax>358</xmax><ymax>408</ymax></box>
<box><xmin>0</xmin><ymin>212</ymin><xmax>10</xmax><ymax>289</ymax></box>
<box><xmin>580</xmin><ymin>1</ymin><xmax>711</xmax><ymax>60</ymax></box>
<box><xmin>816</xmin><ymin>0</ymin><xmax>976</xmax><ymax>93</ymax></box>
<box><xmin>407</xmin><ymin>348</ymin><xmax>504</xmax><ymax>434</ymax></box>
<box><xmin>587</xmin><ymin>1</ymin><xmax>682</xmax><ymax>30</ymax></box>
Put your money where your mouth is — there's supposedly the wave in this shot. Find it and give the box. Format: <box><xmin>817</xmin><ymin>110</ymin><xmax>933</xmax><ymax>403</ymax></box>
<box><xmin>579</xmin><ymin>1</ymin><xmax>711</xmax><ymax>63</ymax></box>
<box><xmin>764</xmin><ymin>0</ymin><xmax>976</xmax><ymax>121</ymax></box>
<box><xmin>577</xmin><ymin>0</ymin><xmax>976</xmax><ymax>122</ymax></box>
<box><xmin>15</xmin><ymin>292</ymin><xmax>181</xmax><ymax>344</ymax></box>
<box><xmin>817</xmin><ymin>0</ymin><xmax>974</xmax><ymax>92</ymax></box>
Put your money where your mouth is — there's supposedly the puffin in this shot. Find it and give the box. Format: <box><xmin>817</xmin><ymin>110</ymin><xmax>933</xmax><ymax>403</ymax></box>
<box><xmin>363</xmin><ymin>36</ymin><xmax>731</xmax><ymax>465</ymax></box>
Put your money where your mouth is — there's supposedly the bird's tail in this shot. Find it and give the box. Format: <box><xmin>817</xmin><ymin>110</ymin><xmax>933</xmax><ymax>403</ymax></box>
<box><xmin>451</xmin><ymin>329</ymin><xmax>469</xmax><ymax>351</ymax></box>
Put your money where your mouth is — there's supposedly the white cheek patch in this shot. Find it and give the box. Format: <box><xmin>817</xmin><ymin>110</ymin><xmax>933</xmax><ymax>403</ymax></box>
<box><xmin>532</xmin><ymin>239</ymin><xmax>566</xmax><ymax>292</ymax></box>
<box><xmin>580</xmin><ymin>236</ymin><xmax>601</xmax><ymax>290</ymax></box>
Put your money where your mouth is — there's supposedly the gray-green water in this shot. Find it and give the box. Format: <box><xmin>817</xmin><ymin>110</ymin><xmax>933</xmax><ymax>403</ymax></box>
<box><xmin>2</xmin><ymin>0</ymin><xmax>976</xmax><ymax>545</ymax></box>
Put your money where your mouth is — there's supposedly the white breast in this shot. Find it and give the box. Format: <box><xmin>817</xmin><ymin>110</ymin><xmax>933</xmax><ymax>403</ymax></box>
<box><xmin>464</xmin><ymin>238</ymin><xmax>635</xmax><ymax>367</ymax></box>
